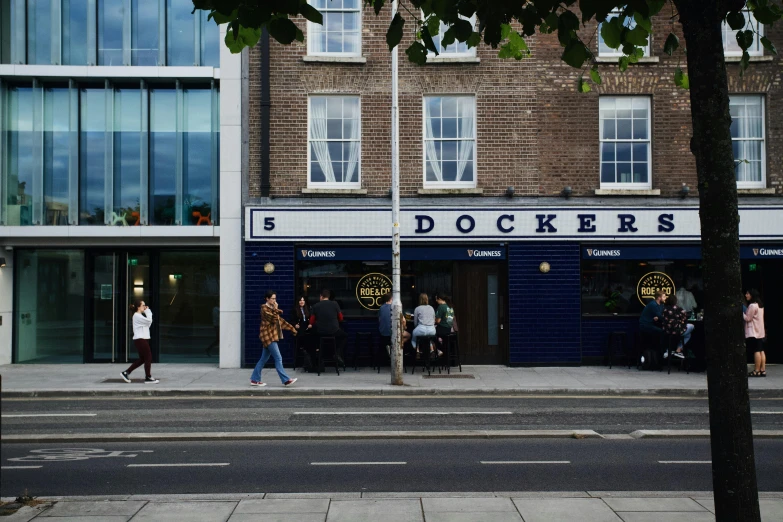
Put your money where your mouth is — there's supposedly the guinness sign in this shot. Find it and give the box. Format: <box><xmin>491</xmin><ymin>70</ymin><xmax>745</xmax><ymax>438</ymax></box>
<box><xmin>636</xmin><ymin>272</ymin><xmax>676</xmax><ymax>305</ymax></box>
<box><xmin>356</xmin><ymin>273</ymin><xmax>392</xmax><ymax>311</ymax></box>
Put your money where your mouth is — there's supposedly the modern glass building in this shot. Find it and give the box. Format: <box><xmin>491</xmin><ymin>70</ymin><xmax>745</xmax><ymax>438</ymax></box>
<box><xmin>0</xmin><ymin>1</ymin><xmax>242</xmax><ymax>365</ymax></box>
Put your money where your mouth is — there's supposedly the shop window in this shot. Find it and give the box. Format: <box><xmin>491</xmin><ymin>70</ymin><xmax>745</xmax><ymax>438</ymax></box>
<box><xmin>3</xmin><ymin>0</ymin><xmax>219</xmax><ymax>66</ymax></box>
<box><xmin>308</xmin><ymin>95</ymin><xmax>361</xmax><ymax>187</ymax></box>
<box><xmin>722</xmin><ymin>9</ymin><xmax>763</xmax><ymax>57</ymax></box>
<box><xmin>1</xmin><ymin>80</ymin><xmax>218</xmax><ymax>226</ymax></box>
<box><xmin>598</xmin><ymin>8</ymin><xmax>651</xmax><ymax>57</ymax></box>
<box><xmin>581</xmin><ymin>258</ymin><xmax>702</xmax><ymax>316</ymax></box>
<box><xmin>730</xmin><ymin>95</ymin><xmax>765</xmax><ymax>188</ymax></box>
<box><xmin>428</xmin><ymin>15</ymin><xmax>477</xmax><ymax>57</ymax></box>
<box><xmin>15</xmin><ymin>250</ymin><xmax>85</xmax><ymax>363</ymax></box>
<box><xmin>423</xmin><ymin>95</ymin><xmax>476</xmax><ymax>187</ymax></box>
<box><xmin>307</xmin><ymin>0</ymin><xmax>361</xmax><ymax>56</ymax></box>
<box><xmin>599</xmin><ymin>96</ymin><xmax>651</xmax><ymax>189</ymax></box>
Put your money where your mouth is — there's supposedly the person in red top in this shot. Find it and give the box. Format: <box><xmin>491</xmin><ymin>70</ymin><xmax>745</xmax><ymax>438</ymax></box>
<box><xmin>661</xmin><ymin>294</ymin><xmax>693</xmax><ymax>359</ymax></box>
<box><xmin>309</xmin><ymin>289</ymin><xmax>347</xmax><ymax>366</ymax></box>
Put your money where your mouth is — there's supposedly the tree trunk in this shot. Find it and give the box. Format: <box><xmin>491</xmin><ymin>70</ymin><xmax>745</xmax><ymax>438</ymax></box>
<box><xmin>675</xmin><ymin>2</ymin><xmax>760</xmax><ymax>520</ymax></box>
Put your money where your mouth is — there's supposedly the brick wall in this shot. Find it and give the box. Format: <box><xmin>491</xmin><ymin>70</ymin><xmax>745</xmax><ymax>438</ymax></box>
<box><xmin>243</xmin><ymin>242</ymin><xmax>295</xmax><ymax>367</ymax></box>
<box><xmin>248</xmin><ymin>3</ymin><xmax>782</xmax><ymax>200</ymax></box>
<box><xmin>508</xmin><ymin>242</ymin><xmax>581</xmax><ymax>364</ymax></box>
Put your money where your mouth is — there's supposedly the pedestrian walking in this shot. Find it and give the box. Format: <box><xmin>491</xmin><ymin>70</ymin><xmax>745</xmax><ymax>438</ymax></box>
<box><xmin>251</xmin><ymin>290</ymin><xmax>298</xmax><ymax>387</ymax></box>
<box><xmin>121</xmin><ymin>300</ymin><xmax>159</xmax><ymax>384</ymax></box>
<box><xmin>744</xmin><ymin>288</ymin><xmax>767</xmax><ymax>378</ymax></box>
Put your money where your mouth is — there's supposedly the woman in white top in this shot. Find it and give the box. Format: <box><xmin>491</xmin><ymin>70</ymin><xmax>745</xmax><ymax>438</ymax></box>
<box><xmin>121</xmin><ymin>300</ymin><xmax>159</xmax><ymax>384</ymax></box>
<box><xmin>411</xmin><ymin>293</ymin><xmax>437</xmax><ymax>356</ymax></box>
<box><xmin>744</xmin><ymin>289</ymin><xmax>766</xmax><ymax>377</ymax></box>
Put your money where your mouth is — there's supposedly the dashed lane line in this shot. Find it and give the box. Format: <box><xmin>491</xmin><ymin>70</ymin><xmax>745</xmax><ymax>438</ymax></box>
<box><xmin>310</xmin><ymin>462</ymin><xmax>407</xmax><ymax>466</ymax></box>
<box><xmin>480</xmin><ymin>461</ymin><xmax>571</xmax><ymax>465</ymax></box>
<box><xmin>127</xmin><ymin>463</ymin><xmax>229</xmax><ymax>467</ymax></box>
<box><xmin>1</xmin><ymin>414</ymin><xmax>97</xmax><ymax>418</ymax></box>
<box><xmin>658</xmin><ymin>461</ymin><xmax>712</xmax><ymax>464</ymax></box>
<box><xmin>2</xmin><ymin>466</ymin><xmax>43</xmax><ymax>469</ymax></box>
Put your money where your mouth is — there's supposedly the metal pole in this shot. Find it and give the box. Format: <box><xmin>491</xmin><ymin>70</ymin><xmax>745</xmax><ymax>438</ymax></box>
<box><xmin>390</xmin><ymin>0</ymin><xmax>403</xmax><ymax>385</ymax></box>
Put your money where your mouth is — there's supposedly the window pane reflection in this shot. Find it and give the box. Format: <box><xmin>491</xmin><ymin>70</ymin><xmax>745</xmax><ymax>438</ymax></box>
<box><xmin>27</xmin><ymin>0</ymin><xmax>52</xmax><ymax>64</ymax></box>
<box><xmin>167</xmin><ymin>0</ymin><xmax>195</xmax><ymax>65</ymax></box>
<box><xmin>150</xmin><ymin>88</ymin><xmax>177</xmax><ymax>225</ymax></box>
<box><xmin>183</xmin><ymin>88</ymin><xmax>212</xmax><ymax>225</ymax></box>
<box><xmin>63</xmin><ymin>0</ymin><xmax>89</xmax><ymax>64</ymax></box>
<box><xmin>44</xmin><ymin>87</ymin><xmax>71</xmax><ymax>225</ymax></box>
<box><xmin>5</xmin><ymin>86</ymin><xmax>34</xmax><ymax>226</ymax></box>
<box><xmin>99</xmin><ymin>0</ymin><xmax>125</xmax><ymax>65</ymax></box>
<box><xmin>132</xmin><ymin>0</ymin><xmax>160</xmax><ymax>65</ymax></box>
<box><xmin>200</xmin><ymin>10</ymin><xmax>220</xmax><ymax>66</ymax></box>
<box><xmin>113</xmin><ymin>88</ymin><xmax>142</xmax><ymax>224</ymax></box>
<box><xmin>79</xmin><ymin>88</ymin><xmax>107</xmax><ymax>224</ymax></box>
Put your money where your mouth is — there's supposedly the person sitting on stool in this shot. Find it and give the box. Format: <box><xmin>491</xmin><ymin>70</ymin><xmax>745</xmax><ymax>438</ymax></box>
<box><xmin>379</xmin><ymin>293</ymin><xmax>411</xmax><ymax>356</ymax></box>
<box><xmin>639</xmin><ymin>290</ymin><xmax>666</xmax><ymax>349</ymax></box>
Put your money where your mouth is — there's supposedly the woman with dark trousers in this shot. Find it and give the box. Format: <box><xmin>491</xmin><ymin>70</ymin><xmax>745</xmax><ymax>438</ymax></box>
<box><xmin>293</xmin><ymin>296</ymin><xmax>315</xmax><ymax>370</ymax></box>
<box><xmin>121</xmin><ymin>300</ymin><xmax>159</xmax><ymax>384</ymax></box>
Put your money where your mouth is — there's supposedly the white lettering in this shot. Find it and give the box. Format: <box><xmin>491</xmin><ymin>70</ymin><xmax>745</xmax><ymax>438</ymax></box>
<box><xmin>759</xmin><ymin>248</ymin><xmax>783</xmax><ymax>256</ymax></box>
<box><xmin>306</xmin><ymin>250</ymin><xmax>336</xmax><ymax>258</ymax></box>
<box><xmin>592</xmin><ymin>249</ymin><xmax>621</xmax><ymax>257</ymax></box>
<box><xmin>471</xmin><ymin>250</ymin><xmax>503</xmax><ymax>258</ymax></box>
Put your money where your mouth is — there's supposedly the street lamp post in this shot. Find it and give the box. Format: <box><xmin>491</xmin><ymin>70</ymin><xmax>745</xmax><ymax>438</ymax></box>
<box><xmin>390</xmin><ymin>0</ymin><xmax>403</xmax><ymax>385</ymax></box>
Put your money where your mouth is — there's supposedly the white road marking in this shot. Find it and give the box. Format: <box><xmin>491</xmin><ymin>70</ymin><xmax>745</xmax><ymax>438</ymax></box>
<box><xmin>310</xmin><ymin>462</ymin><xmax>407</xmax><ymax>466</ymax></box>
<box><xmin>2</xmin><ymin>466</ymin><xmax>43</xmax><ymax>469</ymax></box>
<box><xmin>751</xmin><ymin>411</ymin><xmax>783</xmax><ymax>415</ymax></box>
<box><xmin>294</xmin><ymin>412</ymin><xmax>513</xmax><ymax>415</ymax></box>
<box><xmin>127</xmin><ymin>463</ymin><xmax>229</xmax><ymax>467</ymax></box>
<box><xmin>1</xmin><ymin>414</ymin><xmax>97</xmax><ymax>418</ymax></box>
<box><xmin>480</xmin><ymin>461</ymin><xmax>571</xmax><ymax>465</ymax></box>
<box><xmin>658</xmin><ymin>461</ymin><xmax>712</xmax><ymax>464</ymax></box>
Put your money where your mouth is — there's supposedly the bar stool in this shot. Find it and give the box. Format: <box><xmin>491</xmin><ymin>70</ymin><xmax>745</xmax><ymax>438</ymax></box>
<box><xmin>665</xmin><ymin>333</ymin><xmax>689</xmax><ymax>375</ymax></box>
<box><xmin>605</xmin><ymin>331</ymin><xmax>629</xmax><ymax>369</ymax></box>
<box><xmin>444</xmin><ymin>332</ymin><xmax>462</xmax><ymax>374</ymax></box>
<box><xmin>378</xmin><ymin>335</ymin><xmax>391</xmax><ymax>374</ymax></box>
<box><xmin>352</xmin><ymin>332</ymin><xmax>376</xmax><ymax>370</ymax></box>
<box><xmin>410</xmin><ymin>335</ymin><xmax>435</xmax><ymax>375</ymax></box>
<box><xmin>317</xmin><ymin>336</ymin><xmax>340</xmax><ymax>376</ymax></box>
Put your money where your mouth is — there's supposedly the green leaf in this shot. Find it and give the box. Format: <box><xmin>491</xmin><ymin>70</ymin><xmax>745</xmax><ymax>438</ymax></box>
<box><xmin>268</xmin><ymin>17</ymin><xmax>300</xmax><ymax>44</ymax></box>
<box><xmin>224</xmin><ymin>25</ymin><xmax>261</xmax><ymax>53</ymax></box>
<box><xmin>372</xmin><ymin>0</ymin><xmax>385</xmax><ymax>16</ymax></box>
<box><xmin>600</xmin><ymin>18</ymin><xmax>622</xmax><ymax>49</ymax></box>
<box><xmin>761</xmin><ymin>36</ymin><xmax>778</xmax><ymax>55</ymax></box>
<box><xmin>577</xmin><ymin>76</ymin><xmax>591</xmax><ymax>93</ymax></box>
<box><xmin>646</xmin><ymin>0</ymin><xmax>667</xmax><ymax>16</ymax></box>
<box><xmin>544</xmin><ymin>12</ymin><xmax>559</xmax><ymax>31</ymax></box>
<box><xmin>498</xmin><ymin>29</ymin><xmax>530</xmax><ymax>60</ymax></box>
<box><xmin>663</xmin><ymin>32</ymin><xmax>679</xmax><ymax>56</ymax></box>
<box><xmin>299</xmin><ymin>2</ymin><xmax>322</xmax><ymax>25</ymax></box>
<box><xmin>208</xmin><ymin>9</ymin><xmax>237</xmax><ymax>25</ymax></box>
<box><xmin>726</xmin><ymin>11</ymin><xmax>746</xmax><ymax>30</ymax></box>
<box><xmin>466</xmin><ymin>32</ymin><xmax>481</xmax><ymax>49</ymax></box>
<box><xmin>632</xmin><ymin>12</ymin><xmax>652</xmax><ymax>32</ymax></box>
<box><xmin>739</xmin><ymin>51</ymin><xmax>750</xmax><ymax>77</ymax></box>
<box><xmin>625</xmin><ymin>26</ymin><xmax>649</xmax><ymax>47</ymax></box>
<box><xmin>426</xmin><ymin>15</ymin><xmax>441</xmax><ymax>37</ymax></box>
<box><xmin>618</xmin><ymin>55</ymin><xmax>630</xmax><ymax>72</ymax></box>
<box><xmin>674</xmin><ymin>67</ymin><xmax>690</xmax><ymax>89</ymax></box>
<box><xmin>441</xmin><ymin>26</ymin><xmax>456</xmax><ymax>47</ymax></box>
<box><xmin>453</xmin><ymin>19</ymin><xmax>473</xmax><ymax>41</ymax></box>
<box><xmin>561</xmin><ymin>40</ymin><xmax>590</xmax><ymax>68</ymax></box>
<box><xmin>405</xmin><ymin>41</ymin><xmax>428</xmax><ymax>65</ymax></box>
<box><xmin>421</xmin><ymin>28</ymin><xmax>438</xmax><ymax>54</ymax></box>
<box><xmin>500</xmin><ymin>23</ymin><xmax>512</xmax><ymax>40</ymax></box>
<box><xmin>387</xmin><ymin>12</ymin><xmax>405</xmax><ymax>51</ymax></box>
<box><xmin>590</xmin><ymin>66</ymin><xmax>602</xmax><ymax>85</ymax></box>
<box><xmin>557</xmin><ymin>11</ymin><xmax>580</xmax><ymax>46</ymax></box>
<box><xmin>736</xmin><ymin>29</ymin><xmax>755</xmax><ymax>51</ymax></box>
<box><xmin>753</xmin><ymin>5</ymin><xmax>783</xmax><ymax>25</ymax></box>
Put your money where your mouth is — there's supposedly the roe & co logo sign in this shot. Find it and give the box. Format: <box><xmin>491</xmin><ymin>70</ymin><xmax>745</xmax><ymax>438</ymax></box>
<box><xmin>301</xmin><ymin>250</ymin><xmax>336</xmax><ymax>258</ymax></box>
<box><xmin>636</xmin><ymin>272</ymin><xmax>676</xmax><ymax>305</ymax></box>
<box><xmin>467</xmin><ymin>249</ymin><xmax>503</xmax><ymax>258</ymax></box>
<box><xmin>356</xmin><ymin>273</ymin><xmax>392</xmax><ymax>311</ymax></box>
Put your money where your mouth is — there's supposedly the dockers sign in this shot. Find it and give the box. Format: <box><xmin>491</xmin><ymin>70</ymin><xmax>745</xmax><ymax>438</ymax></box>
<box><xmin>246</xmin><ymin>206</ymin><xmax>783</xmax><ymax>242</ymax></box>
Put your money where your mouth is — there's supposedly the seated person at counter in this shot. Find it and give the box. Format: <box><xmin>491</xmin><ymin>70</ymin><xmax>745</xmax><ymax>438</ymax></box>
<box><xmin>412</xmin><ymin>293</ymin><xmax>437</xmax><ymax>358</ymax></box>
<box><xmin>677</xmin><ymin>282</ymin><xmax>698</xmax><ymax>315</ymax></box>
<box><xmin>661</xmin><ymin>294</ymin><xmax>693</xmax><ymax>359</ymax></box>
<box><xmin>639</xmin><ymin>290</ymin><xmax>666</xmax><ymax>345</ymax></box>
<box><xmin>309</xmin><ymin>289</ymin><xmax>347</xmax><ymax>366</ymax></box>
<box><xmin>379</xmin><ymin>293</ymin><xmax>411</xmax><ymax>355</ymax></box>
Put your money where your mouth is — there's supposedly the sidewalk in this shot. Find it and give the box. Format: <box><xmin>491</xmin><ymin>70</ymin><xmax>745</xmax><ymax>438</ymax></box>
<box><xmin>1</xmin><ymin>363</ymin><xmax>781</xmax><ymax>397</ymax></box>
<box><xmin>3</xmin><ymin>492</ymin><xmax>783</xmax><ymax>521</ymax></box>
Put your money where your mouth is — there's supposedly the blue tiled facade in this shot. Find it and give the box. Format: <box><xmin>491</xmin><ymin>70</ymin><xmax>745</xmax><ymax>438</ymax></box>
<box><xmin>508</xmin><ymin>242</ymin><xmax>582</xmax><ymax>364</ymax></box>
<box><xmin>244</xmin><ymin>242</ymin><xmax>296</xmax><ymax>367</ymax></box>
<box><xmin>581</xmin><ymin>317</ymin><xmax>639</xmax><ymax>360</ymax></box>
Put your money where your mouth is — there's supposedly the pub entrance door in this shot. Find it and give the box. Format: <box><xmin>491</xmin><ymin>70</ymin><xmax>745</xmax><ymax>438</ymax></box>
<box><xmin>453</xmin><ymin>262</ymin><xmax>507</xmax><ymax>364</ymax></box>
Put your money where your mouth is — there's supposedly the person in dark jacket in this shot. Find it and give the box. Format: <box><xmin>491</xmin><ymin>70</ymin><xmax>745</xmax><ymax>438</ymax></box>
<box><xmin>309</xmin><ymin>289</ymin><xmax>347</xmax><ymax>366</ymax></box>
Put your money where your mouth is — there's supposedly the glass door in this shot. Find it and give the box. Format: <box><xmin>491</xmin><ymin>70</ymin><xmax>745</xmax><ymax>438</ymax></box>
<box><xmin>126</xmin><ymin>252</ymin><xmax>151</xmax><ymax>361</ymax></box>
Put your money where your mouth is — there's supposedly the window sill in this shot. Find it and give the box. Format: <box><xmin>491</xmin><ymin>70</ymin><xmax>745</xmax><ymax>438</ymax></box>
<box><xmin>595</xmin><ymin>188</ymin><xmax>660</xmax><ymax>196</ymax></box>
<box><xmin>418</xmin><ymin>188</ymin><xmax>483</xmax><ymax>195</ymax></box>
<box><xmin>425</xmin><ymin>56</ymin><xmax>480</xmax><ymax>64</ymax></box>
<box><xmin>593</xmin><ymin>56</ymin><xmax>659</xmax><ymax>64</ymax></box>
<box><xmin>725</xmin><ymin>55</ymin><xmax>773</xmax><ymax>62</ymax></box>
<box><xmin>737</xmin><ymin>188</ymin><xmax>775</xmax><ymax>195</ymax></box>
<box><xmin>302</xmin><ymin>55</ymin><xmax>367</xmax><ymax>64</ymax></box>
<box><xmin>301</xmin><ymin>188</ymin><xmax>368</xmax><ymax>195</ymax></box>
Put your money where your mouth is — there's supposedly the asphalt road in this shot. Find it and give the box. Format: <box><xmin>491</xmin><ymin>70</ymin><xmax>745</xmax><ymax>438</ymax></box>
<box><xmin>2</xmin><ymin>439</ymin><xmax>783</xmax><ymax>497</ymax></box>
<box><xmin>2</xmin><ymin>396</ymin><xmax>783</xmax><ymax>435</ymax></box>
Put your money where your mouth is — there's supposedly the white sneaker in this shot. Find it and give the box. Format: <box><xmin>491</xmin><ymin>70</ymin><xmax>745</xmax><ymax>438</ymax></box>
<box><xmin>640</xmin><ymin>356</ymin><xmax>645</xmax><ymax>364</ymax></box>
<box><xmin>250</xmin><ymin>380</ymin><xmax>267</xmax><ymax>387</ymax></box>
<box><xmin>145</xmin><ymin>377</ymin><xmax>159</xmax><ymax>384</ymax></box>
<box><xmin>120</xmin><ymin>371</ymin><xmax>131</xmax><ymax>383</ymax></box>
<box><xmin>663</xmin><ymin>351</ymin><xmax>669</xmax><ymax>359</ymax></box>
<box><xmin>673</xmin><ymin>351</ymin><xmax>685</xmax><ymax>359</ymax></box>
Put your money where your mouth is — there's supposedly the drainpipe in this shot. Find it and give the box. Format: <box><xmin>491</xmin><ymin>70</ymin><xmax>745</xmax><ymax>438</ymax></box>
<box><xmin>260</xmin><ymin>28</ymin><xmax>271</xmax><ymax>198</ymax></box>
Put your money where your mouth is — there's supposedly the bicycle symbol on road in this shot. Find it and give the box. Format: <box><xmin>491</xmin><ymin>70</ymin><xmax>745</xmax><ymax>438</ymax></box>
<box><xmin>8</xmin><ymin>448</ymin><xmax>153</xmax><ymax>462</ymax></box>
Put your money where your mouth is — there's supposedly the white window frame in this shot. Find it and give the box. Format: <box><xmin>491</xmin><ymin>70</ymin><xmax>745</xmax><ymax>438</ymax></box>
<box><xmin>422</xmin><ymin>94</ymin><xmax>477</xmax><ymax>189</ymax></box>
<box><xmin>427</xmin><ymin>14</ymin><xmax>477</xmax><ymax>57</ymax></box>
<box><xmin>599</xmin><ymin>96</ymin><xmax>652</xmax><ymax>190</ymax></box>
<box><xmin>722</xmin><ymin>9</ymin><xmax>764</xmax><ymax>57</ymax></box>
<box><xmin>306</xmin><ymin>0</ymin><xmax>362</xmax><ymax>57</ymax></box>
<box><xmin>731</xmin><ymin>94</ymin><xmax>766</xmax><ymax>189</ymax></box>
<box><xmin>307</xmin><ymin>94</ymin><xmax>362</xmax><ymax>189</ymax></box>
<box><xmin>598</xmin><ymin>8</ymin><xmax>650</xmax><ymax>58</ymax></box>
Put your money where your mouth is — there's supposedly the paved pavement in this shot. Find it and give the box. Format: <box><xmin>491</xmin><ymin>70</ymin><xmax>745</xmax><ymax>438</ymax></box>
<box><xmin>2</xmin><ymin>493</ymin><xmax>783</xmax><ymax>521</ymax></box>
<box><xmin>1</xmin><ymin>363</ymin><xmax>781</xmax><ymax>397</ymax></box>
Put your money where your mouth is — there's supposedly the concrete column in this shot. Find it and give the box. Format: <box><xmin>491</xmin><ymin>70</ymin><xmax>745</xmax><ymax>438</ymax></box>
<box><xmin>218</xmin><ymin>25</ymin><xmax>243</xmax><ymax>369</ymax></box>
<box><xmin>0</xmin><ymin>249</ymin><xmax>13</xmax><ymax>364</ymax></box>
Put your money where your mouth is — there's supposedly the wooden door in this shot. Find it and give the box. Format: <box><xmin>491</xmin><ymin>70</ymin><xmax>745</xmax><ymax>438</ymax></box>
<box><xmin>453</xmin><ymin>262</ymin><xmax>507</xmax><ymax>364</ymax></box>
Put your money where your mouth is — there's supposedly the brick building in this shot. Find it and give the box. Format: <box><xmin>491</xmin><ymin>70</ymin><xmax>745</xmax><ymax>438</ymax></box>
<box><xmin>241</xmin><ymin>3</ymin><xmax>782</xmax><ymax>368</ymax></box>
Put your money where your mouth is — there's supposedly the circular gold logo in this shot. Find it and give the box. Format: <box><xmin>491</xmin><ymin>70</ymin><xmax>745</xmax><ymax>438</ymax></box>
<box><xmin>356</xmin><ymin>273</ymin><xmax>392</xmax><ymax>311</ymax></box>
<box><xmin>637</xmin><ymin>272</ymin><xmax>676</xmax><ymax>305</ymax></box>
<box><xmin>539</xmin><ymin>262</ymin><xmax>551</xmax><ymax>274</ymax></box>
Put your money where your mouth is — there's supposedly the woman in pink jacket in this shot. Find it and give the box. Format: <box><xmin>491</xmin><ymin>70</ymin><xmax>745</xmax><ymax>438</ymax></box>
<box><xmin>744</xmin><ymin>289</ymin><xmax>766</xmax><ymax>377</ymax></box>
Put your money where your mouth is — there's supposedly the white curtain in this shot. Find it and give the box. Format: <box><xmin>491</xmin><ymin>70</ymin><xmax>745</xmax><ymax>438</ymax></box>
<box><xmin>344</xmin><ymin>101</ymin><xmax>360</xmax><ymax>183</ymax></box>
<box><xmin>310</xmin><ymin>99</ymin><xmax>335</xmax><ymax>182</ymax></box>
<box><xmin>456</xmin><ymin>98</ymin><xmax>474</xmax><ymax>182</ymax></box>
<box><xmin>424</xmin><ymin>99</ymin><xmax>442</xmax><ymax>182</ymax></box>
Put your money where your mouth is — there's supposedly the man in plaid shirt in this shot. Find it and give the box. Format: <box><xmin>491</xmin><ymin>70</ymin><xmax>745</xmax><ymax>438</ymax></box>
<box><xmin>250</xmin><ymin>290</ymin><xmax>298</xmax><ymax>387</ymax></box>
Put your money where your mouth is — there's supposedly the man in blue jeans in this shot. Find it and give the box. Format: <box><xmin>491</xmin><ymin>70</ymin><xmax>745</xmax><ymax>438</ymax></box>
<box><xmin>251</xmin><ymin>290</ymin><xmax>298</xmax><ymax>387</ymax></box>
